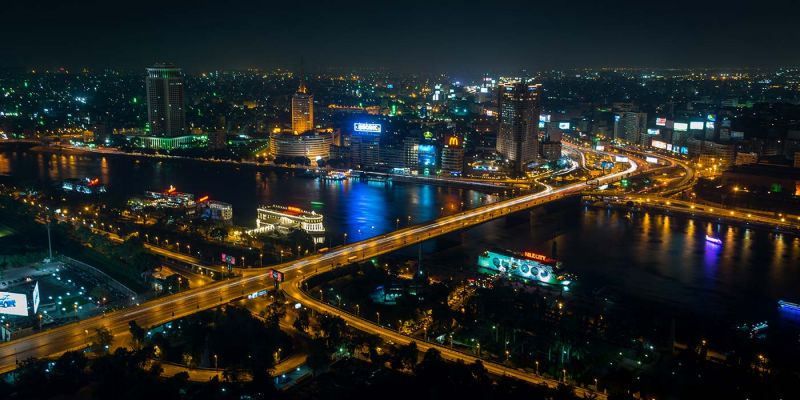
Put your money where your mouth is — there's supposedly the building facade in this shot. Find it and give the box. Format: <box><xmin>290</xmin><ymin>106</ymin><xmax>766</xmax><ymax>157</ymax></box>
<box><xmin>291</xmin><ymin>82</ymin><xmax>314</xmax><ymax>134</ymax></box>
<box><xmin>270</xmin><ymin>131</ymin><xmax>332</xmax><ymax>160</ymax></box>
<box><xmin>614</xmin><ymin>112</ymin><xmax>647</xmax><ymax>145</ymax></box>
<box><xmin>351</xmin><ymin>132</ymin><xmax>381</xmax><ymax>169</ymax></box>
<box><xmin>441</xmin><ymin>136</ymin><xmax>464</xmax><ymax>174</ymax></box>
<box><xmin>146</xmin><ymin>64</ymin><xmax>185</xmax><ymax>137</ymax></box>
<box><xmin>497</xmin><ymin>82</ymin><xmax>541</xmax><ymax>173</ymax></box>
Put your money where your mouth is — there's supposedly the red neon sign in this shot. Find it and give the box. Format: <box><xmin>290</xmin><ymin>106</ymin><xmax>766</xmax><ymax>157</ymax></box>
<box><xmin>522</xmin><ymin>251</ymin><xmax>550</xmax><ymax>262</ymax></box>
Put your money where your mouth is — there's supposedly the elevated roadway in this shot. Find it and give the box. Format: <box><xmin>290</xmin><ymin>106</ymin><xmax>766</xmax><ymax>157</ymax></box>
<box><xmin>0</xmin><ymin>154</ymin><xmax>638</xmax><ymax>397</ymax></box>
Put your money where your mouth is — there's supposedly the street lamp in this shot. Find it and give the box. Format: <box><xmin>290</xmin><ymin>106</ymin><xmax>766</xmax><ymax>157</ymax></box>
<box><xmin>535</xmin><ymin>361</ymin><xmax>539</xmax><ymax>375</ymax></box>
<box><xmin>376</xmin><ymin>311</ymin><xmax>380</xmax><ymax>325</ymax></box>
<box><xmin>213</xmin><ymin>354</ymin><xmax>218</xmax><ymax>369</ymax></box>
<box><xmin>259</xmin><ymin>253</ymin><xmax>263</xmax><ymax>267</ymax></box>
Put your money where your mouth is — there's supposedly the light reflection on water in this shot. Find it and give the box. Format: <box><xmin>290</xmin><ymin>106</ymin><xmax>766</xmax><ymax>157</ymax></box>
<box><xmin>422</xmin><ymin>206</ymin><xmax>800</xmax><ymax>321</ymax></box>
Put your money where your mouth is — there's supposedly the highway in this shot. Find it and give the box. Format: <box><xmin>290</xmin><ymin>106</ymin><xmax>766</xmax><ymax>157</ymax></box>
<box><xmin>595</xmin><ymin>194</ymin><xmax>800</xmax><ymax>233</ymax></box>
<box><xmin>0</xmin><ymin>152</ymin><xmax>638</xmax><ymax>396</ymax></box>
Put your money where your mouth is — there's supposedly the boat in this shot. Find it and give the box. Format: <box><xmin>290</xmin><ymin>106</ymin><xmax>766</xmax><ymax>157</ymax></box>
<box><xmin>255</xmin><ymin>205</ymin><xmax>325</xmax><ymax>234</ymax></box>
<box><xmin>319</xmin><ymin>171</ymin><xmax>348</xmax><ymax>181</ymax></box>
<box><xmin>778</xmin><ymin>300</ymin><xmax>800</xmax><ymax>312</ymax></box>
<box><xmin>61</xmin><ymin>177</ymin><xmax>106</xmax><ymax>194</ymax></box>
<box><xmin>477</xmin><ymin>249</ymin><xmax>575</xmax><ymax>286</ymax></box>
<box><xmin>365</xmin><ymin>174</ymin><xmax>391</xmax><ymax>183</ymax></box>
<box><xmin>705</xmin><ymin>234</ymin><xmax>723</xmax><ymax>245</ymax></box>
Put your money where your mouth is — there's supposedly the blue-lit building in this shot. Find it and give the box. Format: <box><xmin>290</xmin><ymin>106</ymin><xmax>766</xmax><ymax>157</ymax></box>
<box><xmin>418</xmin><ymin>143</ymin><xmax>437</xmax><ymax>174</ymax></box>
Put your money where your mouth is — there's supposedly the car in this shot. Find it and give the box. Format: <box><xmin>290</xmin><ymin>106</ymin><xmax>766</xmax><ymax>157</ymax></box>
<box><xmin>0</xmin><ymin>294</ymin><xmax>17</xmax><ymax>308</ymax></box>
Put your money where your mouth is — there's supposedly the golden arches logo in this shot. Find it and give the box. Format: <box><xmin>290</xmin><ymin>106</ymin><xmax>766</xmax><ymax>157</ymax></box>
<box><xmin>448</xmin><ymin>136</ymin><xmax>460</xmax><ymax>146</ymax></box>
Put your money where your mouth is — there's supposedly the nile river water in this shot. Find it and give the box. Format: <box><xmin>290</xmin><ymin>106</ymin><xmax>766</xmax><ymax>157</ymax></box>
<box><xmin>2</xmin><ymin>149</ymin><xmax>799</xmax><ymax>323</ymax></box>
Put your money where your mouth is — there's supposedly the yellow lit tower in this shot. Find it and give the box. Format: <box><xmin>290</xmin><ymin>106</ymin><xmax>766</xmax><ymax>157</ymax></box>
<box><xmin>291</xmin><ymin>75</ymin><xmax>314</xmax><ymax>134</ymax></box>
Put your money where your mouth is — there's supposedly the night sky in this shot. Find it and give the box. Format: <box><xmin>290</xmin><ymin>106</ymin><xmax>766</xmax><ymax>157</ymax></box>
<box><xmin>4</xmin><ymin>0</ymin><xmax>799</xmax><ymax>73</ymax></box>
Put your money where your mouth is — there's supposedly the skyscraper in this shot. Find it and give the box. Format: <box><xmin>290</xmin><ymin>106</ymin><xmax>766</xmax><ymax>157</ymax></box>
<box><xmin>613</xmin><ymin>112</ymin><xmax>648</xmax><ymax>145</ymax></box>
<box><xmin>441</xmin><ymin>135</ymin><xmax>465</xmax><ymax>175</ymax></box>
<box><xmin>497</xmin><ymin>82</ymin><xmax>541</xmax><ymax>173</ymax></box>
<box><xmin>291</xmin><ymin>80</ymin><xmax>314</xmax><ymax>134</ymax></box>
<box><xmin>146</xmin><ymin>64</ymin><xmax>185</xmax><ymax>137</ymax></box>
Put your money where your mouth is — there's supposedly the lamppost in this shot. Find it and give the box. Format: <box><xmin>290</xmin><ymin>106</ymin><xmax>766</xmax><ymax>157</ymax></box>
<box><xmin>343</xmin><ymin>232</ymin><xmax>348</xmax><ymax>245</ymax></box>
<box><xmin>396</xmin><ymin>218</ymin><xmax>400</xmax><ymax>229</ymax></box>
<box><xmin>259</xmin><ymin>253</ymin><xmax>263</xmax><ymax>267</ymax></box>
<box><xmin>535</xmin><ymin>360</ymin><xmax>539</xmax><ymax>375</ymax></box>
<box><xmin>355</xmin><ymin>304</ymin><xmax>360</xmax><ymax>316</ymax></box>
<box><xmin>376</xmin><ymin>312</ymin><xmax>380</xmax><ymax>325</ymax></box>
<box><xmin>213</xmin><ymin>354</ymin><xmax>218</xmax><ymax>369</ymax></box>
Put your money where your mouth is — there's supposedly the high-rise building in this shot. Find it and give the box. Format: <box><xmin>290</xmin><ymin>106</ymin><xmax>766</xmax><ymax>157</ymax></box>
<box><xmin>403</xmin><ymin>137</ymin><xmax>420</xmax><ymax>170</ymax></box>
<box><xmin>613</xmin><ymin>112</ymin><xmax>647</xmax><ymax>145</ymax></box>
<box><xmin>291</xmin><ymin>81</ymin><xmax>314</xmax><ymax>134</ymax></box>
<box><xmin>351</xmin><ymin>132</ymin><xmax>381</xmax><ymax>170</ymax></box>
<box><xmin>497</xmin><ymin>82</ymin><xmax>541</xmax><ymax>173</ymax></box>
<box><xmin>146</xmin><ymin>64</ymin><xmax>185</xmax><ymax>137</ymax></box>
<box><xmin>441</xmin><ymin>136</ymin><xmax>465</xmax><ymax>175</ymax></box>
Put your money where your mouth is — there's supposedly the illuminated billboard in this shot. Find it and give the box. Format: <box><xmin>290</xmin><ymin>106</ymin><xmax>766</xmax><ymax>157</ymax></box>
<box><xmin>539</xmin><ymin>114</ymin><xmax>551</xmax><ymax>123</ymax></box>
<box><xmin>558</xmin><ymin>122</ymin><xmax>571</xmax><ymax>130</ymax></box>
<box><xmin>418</xmin><ymin>144</ymin><xmax>437</xmax><ymax>167</ymax></box>
<box><xmin>655</xmin><ymin>117</ymin><xmax>667</xmax><ymax>126</ymax></box>
<box><xmin>706</xmin><ymin>121</ymin><xmax>715</xmax><ymax>130</ymax></box>
<box><xmin>32</xmin><ymin>281</ymin><xmax>40</xmax><ymax>314</ymax></box>
<box><xmin>477</xmin><ymin>250</ymin><xmax>571</xmax><ymax>286</ymax></box>
<box><xmin>652</xmin><ymin>140</ymin><xmax>667</xmax><ymax>150</ymax></box>
<box><xmin>645</xmin><ymin>156</ymin><xmax>659</xmax><ymax>164</ymax></box>
<box><xmin>0</xmin><ymin>291</ymin><xmax>29</xmax><ymax>316</ymax></box>
<box><xmin>674</xmin><ymin>122</ymin><xmax>689</xmax><ymax>131</ymax></box>
<box><xmin>354</xmin><ymin>123</ymin><xmax>382</xmax><ymax>134</ymax></box>
<box><xmin>595</xmin><ymin>145</ymin><xmax>605</xmax><ymax>151</ymax></box>
<box><xmin>271</xmin><ymin>269</ymin><xmax>285</xmax><ymax>282</ymax></box>
<box><xmin>647</xmin><ymin>128</ymin><xmax>660</xmax><ymax>135</ymax></box>
<box><xmin>615</xmin><ymin>155</ymin><xmax>629</xmax><ymax>163</ymax></box>
<box><xmin>221</xmin><ymin>253</ymin><xmax>236</xmax><ymax>265</ymax></box>
<box><xmin>690</xmin><ymin>121</ymin><xmax>705</xmax><ymax>130</ymax></box>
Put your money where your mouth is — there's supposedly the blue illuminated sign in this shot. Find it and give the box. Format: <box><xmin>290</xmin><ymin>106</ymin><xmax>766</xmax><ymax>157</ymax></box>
<box><xmin>354</xmin><ymin>123</ymin><xmax>382</xmax><ymax>134</ymax></box>
<box><xmin>418</xmin><ymin>144</ymin><xmax>436</xmax><ymax>167</ymax></box>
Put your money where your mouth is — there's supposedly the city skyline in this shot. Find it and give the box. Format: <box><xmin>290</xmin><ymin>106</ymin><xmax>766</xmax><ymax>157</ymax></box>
<box><xmin>4</xmin><ymin>1</ymin><xmax>800</xmax><ymax>73</ymax></box>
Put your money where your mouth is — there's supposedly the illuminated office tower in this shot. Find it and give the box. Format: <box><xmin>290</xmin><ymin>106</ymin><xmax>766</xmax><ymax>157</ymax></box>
<box><xmin>613</xmin><ymin>111</ymin><xmax>648</xmax><ymax>145</ymax></box>
<box><xmin>292</xmin><ymin>80</ymin><xmax>314</xmax><ymax>134</ymax></box>
<box><xmin>441</xmin><ymin>135</ymin><xmax>465</xmax><ymax>174</ymax></box>
<box><xmin>497</xmin><ymin>82</ymin><xmax>541</xmax><ymax>173</ymax></box>
<box><xmin>146</xmin><ymin>64</ymin><xmax>185</xmax><ymax>137</ymax></box>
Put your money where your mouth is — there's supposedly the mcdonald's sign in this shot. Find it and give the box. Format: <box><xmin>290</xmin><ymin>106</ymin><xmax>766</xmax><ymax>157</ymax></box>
<box><xmin>447</xmin><ymin>136</ymin><xmax>461</xmax><ymax>147</ymax></box>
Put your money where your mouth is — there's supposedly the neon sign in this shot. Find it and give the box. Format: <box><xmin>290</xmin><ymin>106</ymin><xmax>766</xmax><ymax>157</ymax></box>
<box><xmin>354</xmin><ymin>123</ymin><xmax>381</xmax><ymax>133</ymax></box>
<box><xmin>522</xmin><ymin>251</ymin><xmax>550</xmax><ymax>262</ymax></box>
